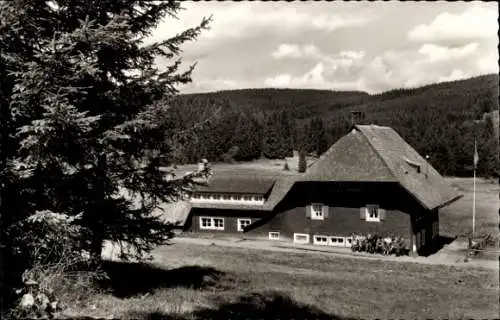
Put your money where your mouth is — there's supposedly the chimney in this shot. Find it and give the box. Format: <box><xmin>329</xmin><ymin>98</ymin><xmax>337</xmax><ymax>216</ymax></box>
<box><xmin>350</xmin><ymin>110</ymin><xmax>365</xmax><ymax>126</ymax></box>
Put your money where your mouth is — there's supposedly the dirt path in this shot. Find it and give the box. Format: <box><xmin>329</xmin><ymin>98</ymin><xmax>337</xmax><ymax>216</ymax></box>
<box><xmin>169</xmin><ymin>237</ymin><xmax>498</xmax><ymax>270</ymax></box>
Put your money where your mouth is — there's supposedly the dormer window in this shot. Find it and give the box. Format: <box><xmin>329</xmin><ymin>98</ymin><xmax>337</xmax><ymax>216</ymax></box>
<box><xmin>191</xmin><ymin>192</ymin><xmax>264</xmax><ymax>205</ymax></box>
<box><xmin>403</xmin><ymin>157</ymin><xmax>421</xmax><ymax>173</ymax></box>
<box><xmin>254</xmin><ymin>195</ymin><xmax>263</xmax><ymax>202</ymax></box>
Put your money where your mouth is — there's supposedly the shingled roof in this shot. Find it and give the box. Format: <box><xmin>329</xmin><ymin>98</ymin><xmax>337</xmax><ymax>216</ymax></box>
<box><xmin>194</xmin><ymin>172</ymin><xmax>276</xmax><ymax>195</ymax></box>
<box><xmin>302</xmin><ymin>124</ymin><xmax>462</xmax><ymax>210</ymax></box>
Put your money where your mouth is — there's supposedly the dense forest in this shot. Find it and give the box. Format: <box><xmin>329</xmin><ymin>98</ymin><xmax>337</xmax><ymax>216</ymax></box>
<box><xmin>166</xmin><ymin>74</ymin><xmax>499</xmax><ymax>178</ymax></box>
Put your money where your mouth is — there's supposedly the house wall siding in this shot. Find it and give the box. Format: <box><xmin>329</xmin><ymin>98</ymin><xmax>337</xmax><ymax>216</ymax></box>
<box><xmin>185</xmin><ymin>182</ymin><xmax>439</xmax><ymax>255</ymax></box>
<box><xmin>248</xmin><ymin>206</ymin><xmax>411</xmax><ymax>241</ymax></box>
<box><xmin>248</xmin><ymin>182</ymin><xmax>415</xmax><ymax>243</ymax></box>
<box><xmin>185</xmin><ymin>208</ymin><xmax>266</xmax><ymax>234</ymax></box>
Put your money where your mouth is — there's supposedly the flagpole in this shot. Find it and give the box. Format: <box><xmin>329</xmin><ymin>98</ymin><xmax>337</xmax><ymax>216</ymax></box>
<box><xmin>472</xmin><ymin>159</ymin><xmax>476</xmax><ymax>241</ymax></box>
<box><xmin>472</xmin><ymin>137</ymin><xmax>477</xmax><ymax>242</ymax></box>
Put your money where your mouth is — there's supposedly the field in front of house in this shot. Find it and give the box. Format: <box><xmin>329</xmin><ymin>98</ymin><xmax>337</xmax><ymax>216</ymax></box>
<box><xmin>78</xmin><ymin>161</ymin><xmax>497</xmax><ymax>319</ymax></box>
<box><xmin>440</xmin><ymin>177</ymin><xmax>499</xmax><ymax>242</ymax></box>
<box><xmin>61</xmin><ymin>242</ymin><xmax>498</xmax><ymax>319</ymax></box>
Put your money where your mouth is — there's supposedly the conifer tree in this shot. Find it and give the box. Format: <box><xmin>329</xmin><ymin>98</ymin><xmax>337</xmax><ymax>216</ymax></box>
<box><xmin>0</xmin><ymin>0</ymin><xmax>211</xmax><ymax>264</ymax></box>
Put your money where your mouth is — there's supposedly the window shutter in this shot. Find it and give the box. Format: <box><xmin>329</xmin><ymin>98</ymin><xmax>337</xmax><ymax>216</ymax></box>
<box><xmin>360</xmin><ymin>207</ymin><xmax>366</xmax><ymax>220</ymax></box>
<box><xmin>305</xmin><ymin>205</ymin><xmax>312</xmax><ymax>218</ymax></box>
<box><xmin>379</xmin><ymin>209</ymin><xmax>386</xmax><ymax>221</ymax></box>
<box><xmin>323</xmin><ymin>205</ymin><xmax>329</xmax><ymax>219</ymax></box>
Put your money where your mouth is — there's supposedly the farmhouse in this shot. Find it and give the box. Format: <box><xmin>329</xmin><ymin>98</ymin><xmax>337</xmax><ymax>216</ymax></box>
<box><xmin>183</xmin><ymin>124</ymin><xmax>463</xmax><ymax>255</ymax></box>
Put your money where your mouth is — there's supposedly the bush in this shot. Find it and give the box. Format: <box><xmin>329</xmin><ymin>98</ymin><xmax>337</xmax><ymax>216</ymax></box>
<box><xmin>221</xmin><ymin>146</ymin><xmax>240</xmax><ymax>163</ymax></box>
<box><xmin>3</xmin><ymin>210</ymin><xmax>105</xmax><ymax>319</ymax></box>
<box><xmin>283</xmin><ymin>161</ymin><xmax>290</xmax><ymax>171</ymax></box>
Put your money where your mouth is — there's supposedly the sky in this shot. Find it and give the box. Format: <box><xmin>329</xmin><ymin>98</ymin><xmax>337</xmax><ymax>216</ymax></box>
<box><xmin>148</xmin><ymin>1</ymin><xmax>498</xmax><ymax>94</ymax></box>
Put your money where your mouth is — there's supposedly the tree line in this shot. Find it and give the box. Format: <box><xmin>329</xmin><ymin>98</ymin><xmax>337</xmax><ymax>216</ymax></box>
<box><xmin>168</xmin><ymin>74</ymin><xmax>498</xmax><ymax>178</ymax></box>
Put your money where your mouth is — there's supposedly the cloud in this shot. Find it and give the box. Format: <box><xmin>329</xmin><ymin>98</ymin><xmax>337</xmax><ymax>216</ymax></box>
<box><xmin>265</xmin><ymin>62</ymin><xmax>364</xmax><ymax>91</ymax></box>
<box><xmin>270</xmin><ymin>44</ymin><xmax>365</xmax><ymax>72</ymax></box>
<box><xmin>271</xmin><ymin>44</ymin><xmax>303</xmax><ymax>59</ymax></box>
<box><xmin>407</xmin><ymin>5</ymin><xmax>498</xmax><ymax>43</ymax></box>
<box><xmin>180</xmin><ymin>77</ymin><xmax>260</xmax><ymax>93</ymax></box>
<box><xmin>418</xmin><ymin>42</ymin><xmax>478</xmax><ymax>62</ymax></box>
<box><xmin>438</xmin><ymin>69</ymin><xmax>473</xmax><ymax>83</ymax></box>
<box><xmin>357</xmin><ymin>42</ymin><xmax>495</xmax><ymax>93</ymax></box>
<box><xmin>477</xmin><ymin>52</ymin><xmax>499</xmax><ymax>73</ymax></box>
<box><xmin>148</xmin><ymin>2</ymin><xmax>376</xmax><ymax>46</ymax></box>
<box><xmin>266</xmin><ymin>44</ymin><xmax>368</xmax><ymax>90</ymax></box>
<box><xmin>148</xmin><ymin>2</ymin><xmax>497</xmax><ymax>95</ymax></box>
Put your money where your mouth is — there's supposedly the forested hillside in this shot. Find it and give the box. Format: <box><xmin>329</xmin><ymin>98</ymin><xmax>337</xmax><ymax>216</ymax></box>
<box><xmin>166</xmin><ymin>74</ymin><xmax>499</xmax><ymax>177</ymax></box>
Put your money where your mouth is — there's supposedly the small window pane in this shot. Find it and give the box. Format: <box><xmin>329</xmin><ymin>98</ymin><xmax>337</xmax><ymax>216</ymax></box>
<box><xmin>214</xmin><ymin>218</ymin><xmax>224</xmax><ymax>228</ymax></box>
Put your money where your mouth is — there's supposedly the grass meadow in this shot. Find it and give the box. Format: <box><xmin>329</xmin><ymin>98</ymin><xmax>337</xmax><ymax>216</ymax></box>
<box><xmin>61</xmin><ymin>242</ymin><xmax>498</xmax><ymax>319</ymax></box>
<box><xmin>58</xmin><ymin>160</ymin><xmax>498</xmax><ymax>319</ymax></box>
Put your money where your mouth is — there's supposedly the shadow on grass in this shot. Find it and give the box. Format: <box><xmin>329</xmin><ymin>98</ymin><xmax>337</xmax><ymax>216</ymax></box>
<box><xmin>419</xmin><ymin>235</ymin><xmax>456</xmax><ymax>257</ymax></box>
<box><xmin>127</xmin><ymin>291</ymin><xmax>352</xmax><ymax>320</ymax></box>
<box><xmin>99</xmin><ymin>261</ymin><xmax>225</xmax><ymax>298</ymax></box>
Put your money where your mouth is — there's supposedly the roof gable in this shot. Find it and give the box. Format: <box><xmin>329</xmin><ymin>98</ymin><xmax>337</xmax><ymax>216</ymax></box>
<box><xmin>304</xmin><ymin>128</ymin><xmax>397</xmax><ymax>182</ymax></box>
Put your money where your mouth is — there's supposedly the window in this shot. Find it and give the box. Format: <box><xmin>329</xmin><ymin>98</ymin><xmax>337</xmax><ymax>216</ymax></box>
<box><xmin>365</xmin><ymin>205</ymin><xmax>380</xmax><ymax>222</ymax></box>
<box><xmin>253</xmin><ymin>195</ymin><xmax>263</xmax><ymax>202</ymax></box>
<box><xmin>293</xmin><ymin>233</ymin><xmax>310</xmax><ymax>244</ymax></box>
<box><xmin>199</xmin><ymin>217</ymin><xmax>224</xmax><ymax>230</ymax></box>
<box><xmin>214</xmin><ymin>218</ymin><xmax>224</xmax><ymax>229</ymax></box>
<box><xmin>237</xmin><ymin>218</ymin><xmax>251</xmax><ymax>232</ymax></box>
<box><xmin>269</xmin><ymin>232</ymin><xmax>280</xmax><ymax>240</ymax></box>
<box><xmin>313</xmin><ymin>235</ymin><xmax>328</xmax><ymax>246</ymax></box>
<box><xmin>328</xmin><ymin>236</ymin><xmax>345</xmax><ymax>247</ymax></box>
<box><xmin>200</xmin><ymin>217</ymin><xmax>211</xmax><ymax>228</ymax></box>
<box><xmin>194</xmin><ymin>193</ymin><xmax>263</xmax><ymax>205</ymax></box>
<box><xmin>311</xmin><ymin>204</ymin><xmax>324</xmax><ymax>220</ymax></box>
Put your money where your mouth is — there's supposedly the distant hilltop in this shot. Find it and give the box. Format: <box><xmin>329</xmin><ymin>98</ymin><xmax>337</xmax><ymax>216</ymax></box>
<box><xmin>168</xmin><ymin>73</ymin><xmax>498</xmax><ymax>178</ymax></box>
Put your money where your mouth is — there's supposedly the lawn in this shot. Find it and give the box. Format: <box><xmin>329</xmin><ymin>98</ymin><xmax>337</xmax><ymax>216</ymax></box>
<box><xmin>441</xmin><ymin>177</ymin><xmax>499</xmax><ymax>241</ymax></box>
<box><xmin>61</xmin><ymin>242</ymin><xmax>499</xmax><ymax>320</ymax></box>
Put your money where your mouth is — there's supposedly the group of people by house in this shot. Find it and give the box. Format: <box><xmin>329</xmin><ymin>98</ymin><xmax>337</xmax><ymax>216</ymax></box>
<box><xmin>350</xmin><ymin>233</ymin><xmax>410</xmax><ymax>256</ymax></box>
